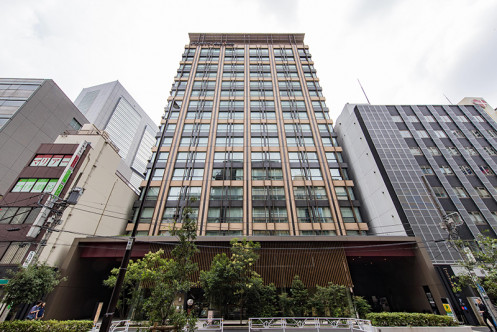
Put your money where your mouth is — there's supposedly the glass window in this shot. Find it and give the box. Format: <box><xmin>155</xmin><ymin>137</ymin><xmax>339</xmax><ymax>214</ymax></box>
<box><xmin>479</xmin><ymin>165</ymin><xmax>494</xmax><ymax>175</ymax></box>
<box><xmin>297</xmin><ymin>207</ymin><xmax>333</xmax><ymax>223</ymax></box>
<box><xmin>214</xmin><ymin>151</ymin><xmax>243</xmax><ymax>162</ymax></box>
<box><xmin>291</xmin><ymin>168</ymin><xmax>322</xmax><ymax>180</ymax></box>
<box><xmin>210</xmin><ymin>187</ymin><xmax>243</xmax><ymax>200</ymax></box>
<box><xmin>0</xmin><ymin>207</ymin><xmax>18</xmax><ymax>224</ymax></box>
<box><xmin>420</xmin><ymin>166</ymin><xmax>434</xmax><ymax>175</ymax></box>
<box><xmin>44</xmin><ymin>179</ymin><xmax>58</xmax><ymax>193</ymax></box>
<box><xmin>251</xmin><ymin>136</ymin><xmax>279</xmax><ymax>147</ymax></box>
<box><xmin>162</xmin><ymin>207</ymin><xmax>199</xmax><ymax>223</ymax></box>
<box><xmin>410</xmin><ymin>147</ymin><xmax>423</xmax><ymax>156</ymax></box>
<box><xmin>20</xmin><ymin>179</ymin><xmax>37</xmax><ymax>192</ymax></box>
<box><xmin>447</xmin><ymin>147</ymin><xmax>460</xmax><ymax>156</ymax></box>
<box><xmin>427</xmin><ymin>147</ymin><xmax>441</xmax><ymax>156</ymax></box>
<box><xmin>451</xmin><ymin>130</ymin><xmax>464</xmax><ymax>138</ymax></box>
<box><xmin>252</xmin><ymin>187</ymin><xmax>285</xmax><ymax>200</ymax></box>
<box><xmin>335</xmin><ymin>187</ymin><xmax>355</xmax><ymax>200</ymax></box>
<box><xmin>157</xmin><ymin>152</ymin><xmax>169</xmax><ymax>162</ymax></box>
<box><xmin>70</xmin><ymin>118</ymin><xmax>82</xmax><ymax>130</ymax></box>
<box><xmin>212</xmin><ymin>168</ymin><xmax>243</xmax><ymax>180</ymax></box>
<box><xmin>252</xmin><ymin>168</ymin><xmax>283</xmax><ymax>180</ymax></box>
<box><xmin>432</xmin><ymin>187</ymin><xmax>448</xmax><ymax>198</ymax></box>
<box><xmin>10</xmin><ymin>207</ymin><xmax>31</xmax><ymax>225</ymax></box>
<box><xmin>330</xmin><ymin>168</ymin><xmax>349</xmax><ymax>180</ymax></box>
<box><xmin>0</xmin><ymin>243</ymin><xmax>30</xmax><ymax>264</ymax></box>
<box><xmin>293</xmin><ymin>186</ymin><xmax>328</xmax><ymax>200</ymax></box>
<box><xmin>145</xmin><ymin>187</ymin><xmax>160</xmax><ymax>200</ymax></box>
<box><xmin>399</xmin><ymin>131</ymin><xmax>412</xmax><ymax>138</ymax></box>
<box><xmin>31</xmin><ymin>179</ymin><xmax>49</xmax><ymax>193</ymax></box>
<box><xmin>465</xmin><ymin>147</ymin><xmax>478</xmax><ymax>155</ymax></box>
<box><xmin>340</xmin><ymin>207</ymin><xmax>361</xmax><ymax>223</ymax></box>
<box><xmin>468</xmin><ymin>212</ymin><xmax>486</xmax><ymax>225</ymax></box>
<box><xmin>487</xmin><ymin>129</ymin><xmax>497</xmax><ymax>137</ymax></box>
<box><xmin>435</xmin><ymin>130</ymin><xmax>447</xmax><ymax>138</ymax></box>
<box><xmin>459</xmin><ymin>165</ymin><xmax>473</xmax><ymax>175</ymax></box>
<box><xmin>252</xmin><ymin>207</ymin><xmax>287</xmax><ymax>223</ymax></box>
<box><xmin>475</xmin><ymin>187</ymin><xmax>490</xmax><ymax>198</ymax></box>
<box><xmin>453</xmin><ymin>187</ymin><xmax>468</xmax><ymax>198</ymax></box>
<box><xmin>207</xmin><ymin>207</ymin><xmax>243</xmax><ymax>223</ymax></box>
<box><xmin>172</xmin><ymin>168</ymin><xmax>204</xmax><ymax>180</ymax></box>
<box><xmin>139</xmin><ymin>208</ymin><xmax>155</xmax><ymax>223</ymax></box>
<box><xmin>151</xmin><ymin>168</ymin><xmax>164</xmax><ymax>181</ymax></box>
<box><xmin>215</xmin><ymin>137</ymin><xmax>243</xmax><ymax>147</ymax></box>
<box><xmin>439</xmin><ymin>166</ymin><xmax>453</xmax><ymax>175</ymax></box>
<box><xmin>251</xmin><ymin>152</ymin><xmax>280</xmax><ymax>162</ymax></box>
<box><xmin>483</xmin><ymin>146</ymin><xmax>497</xmax><ymax>155</ymax></box>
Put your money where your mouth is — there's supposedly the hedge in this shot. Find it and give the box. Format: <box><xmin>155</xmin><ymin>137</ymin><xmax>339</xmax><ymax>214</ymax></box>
<box><xmin>0</xmin><ymin>320</ymin><xmax>93</xmax><ymax>331</ymax></box>
<box><xmin>366</xmin><ymin>312</ymin><xmax>458</xmax><ymax>327</ymax></box>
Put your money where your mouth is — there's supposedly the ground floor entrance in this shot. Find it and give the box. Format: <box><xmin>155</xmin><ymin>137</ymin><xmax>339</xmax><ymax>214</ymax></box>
<box><xmin>45</xmin><ymin>236</ymin><xmax>447</xmax><ymax>320</ymax></box>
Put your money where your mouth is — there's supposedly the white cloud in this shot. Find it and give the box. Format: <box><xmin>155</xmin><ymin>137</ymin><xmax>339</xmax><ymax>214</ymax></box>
<box><xmin>1</xmin><ymin>0</ymin><xmax>496</xmax><ymax>123</ymax></box>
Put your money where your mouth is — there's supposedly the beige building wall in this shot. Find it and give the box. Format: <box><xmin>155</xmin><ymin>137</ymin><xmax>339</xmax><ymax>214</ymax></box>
<box><xmin>458</xmin><ymin>97</ymin><xmax>497</xmax><ymax>123</ymax></box>
<box><xmin>38</xmin><ymin>124</ymin><xmax>137</xmax><ymax>266</ymax></box>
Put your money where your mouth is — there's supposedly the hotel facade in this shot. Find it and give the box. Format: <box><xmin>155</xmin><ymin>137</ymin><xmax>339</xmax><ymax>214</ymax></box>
<box><xmin>46</xmin><ymin>34</ymin><xmax>446</xmax><ymax>319</ymax></box>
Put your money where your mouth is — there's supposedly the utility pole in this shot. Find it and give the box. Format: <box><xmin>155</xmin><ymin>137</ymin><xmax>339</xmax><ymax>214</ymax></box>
<box><xmin>22</xmin><ymin>188</ymin><xmax>84</xmax><ymax>268</ymax></box>
<box><xmin>440</xmin><ymin>212</ymin><xmax>497</xmax><ymax>326</ymax></box>
<box><xmin>99</xmin><ymin>100</ymin><xmax>181</xmax><ymax>332</ymax></box>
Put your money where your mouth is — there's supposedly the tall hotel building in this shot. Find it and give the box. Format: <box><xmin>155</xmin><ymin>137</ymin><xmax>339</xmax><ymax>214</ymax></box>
<box><xmin>48</xmin><ymin>34</ymin><xmax>446</xmax><ymax>319</ymax></box>
<box><xmin>135</xmin><ymin>33</ymin><xmax>371</xmax><ymax>238</ymax></box>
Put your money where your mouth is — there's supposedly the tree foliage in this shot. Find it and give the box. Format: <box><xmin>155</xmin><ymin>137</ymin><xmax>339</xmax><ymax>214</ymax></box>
<box><xmin>104</xmin><ymin>205</ymin><xmax>198</xmax><ymax>326</ymax></box>
<box><xmin>310</xmin><ymin>282</ymin><xmax>352</xmax><ymax>317</ymax></box>
<box><xmin>3</xmin><ymin>264</ymin><xmax>65</xmax><ymax>311</ymax></box>
<box><xmin>452</xmin><ymin>235</ymin><xmax>497</xmax><ymax>302</ymax></box>
<box><xmin>200</xmin><ymin>238</ymin><xmax>261</xmax><ymax>319</ymax></box>
<box><xmin>245</xmin><ymin>280</ymin><xmax>278</xmax><ymax>317</ymax></box>
<box><xmin>289</xmin><ymin>276</ymin><xmax>310</xmax><ymax>317</ymax></box>
<box><xmin>353</xmin><ymin>296</ymin><xmax>372</xmax><ymax>319</ymax></box>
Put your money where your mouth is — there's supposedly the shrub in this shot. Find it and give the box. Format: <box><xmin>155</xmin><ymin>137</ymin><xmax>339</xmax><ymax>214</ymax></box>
<box><xmin>0</xmin><ymin>320</ymin><xmax>93</xmax><ymax>332</ymax></box>
<box><xmin>366</xmin><ymin>312</ymin><xmax>458</xmax><ymax>327</ymax></box>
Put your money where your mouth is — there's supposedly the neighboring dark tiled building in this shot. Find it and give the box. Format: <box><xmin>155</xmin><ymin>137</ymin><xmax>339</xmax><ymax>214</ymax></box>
<box><xmin>336</xmin><ymin>103</ymin><xmax>497</xmax><ymax>324</ymax></box>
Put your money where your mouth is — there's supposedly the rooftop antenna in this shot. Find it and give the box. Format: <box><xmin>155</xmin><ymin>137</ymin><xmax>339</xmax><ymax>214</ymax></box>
<box><xmin>443</xmin><ymin>94</ymin><xmax>453</xmax><ymax>104</ymax></box>
<box><xmin>357</xmin><ymin>79</ymin><xmax>371</xmax><ymax>104</ymax></box>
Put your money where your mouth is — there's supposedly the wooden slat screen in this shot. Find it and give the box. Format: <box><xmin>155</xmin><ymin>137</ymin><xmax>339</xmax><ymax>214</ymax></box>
<box><xmin>149</xmin><ymin>240</ymin><xmax>352</xmax><ymax>288</ymax></box>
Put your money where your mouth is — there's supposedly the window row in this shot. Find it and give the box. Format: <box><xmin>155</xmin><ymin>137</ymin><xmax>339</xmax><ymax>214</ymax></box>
<box><xmin>136</xmin><ymin>205</ymin><xmax>362</xmax><ymax>225</ymax></box>
<box><xmin>30</xmin><ymin>154</ymin><xmax>73</xmax><ymax>167</ymax></box>
<box><xmin>149</xmin><ymin>167</ymin><xmax>348</xmax><ymax>181</ymax></box>
<box><xmin>12</xmin><ymin>178</ymin><xmax>59</xmax><ymax>193</ymax></box>
<box><xmin>0</xmin><ymin>206</ymin><xmax>41</xmax><ymax>225</ymax></box>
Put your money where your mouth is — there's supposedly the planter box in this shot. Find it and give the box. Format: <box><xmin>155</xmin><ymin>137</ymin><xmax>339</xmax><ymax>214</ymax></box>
<box><xmin>374</xmin><ymin>327</ymin><xmax>472</xmax><ymax>332</ymax></box>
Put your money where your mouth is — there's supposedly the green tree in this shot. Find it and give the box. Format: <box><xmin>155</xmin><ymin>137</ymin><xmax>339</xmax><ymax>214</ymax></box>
<box><xmin>278</xmin><ymin>292</ymin><xmax>292</xmax><ymax>316</ymax></box>
<box><xmin>353</xmin><ymin>296</ymin><xmax>372</xmax><ymax>319</ymax></box>
<box><xmin>3</xmin><ymin>263</ymin><xmax>65</xmax><ymax>317</ymax></box>
<box><xmin>104</xmin><ymin>205</ymin><xmax>198</xmax><ymax>326</ymax></box>
<box><xmin>245</xmin><ymin>280</ymin><xmax>277</xmax><ymax>317</ymax></box>
<box><xmin>200</xmin><ymin>238</ymin><xmax>261</xmax><ymax>321</ymax></box>
<box><xmin>200</xmin><ymin>253</ymin><xmax>237</xmax><ymax>317</ymax></box>
<box><xmin>290</xmin><ymin>275</ymin><xmax>310</xmax><ymax>317</ymax></box>
<box><xmin>310</xmin><ymin>282</ymin><xmax>351</xmax><ymax>317</ymax></box>
<box><xmin>452</xmin><ymin>235</ymin><xmax>497</xmax><ymax>302</ymax></box>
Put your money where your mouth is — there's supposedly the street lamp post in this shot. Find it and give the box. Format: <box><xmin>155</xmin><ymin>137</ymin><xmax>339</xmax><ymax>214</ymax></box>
<box><xmin>99</xmin><ymin>100</ymin><xmax>180</xmax><ymax>332</ymax></box>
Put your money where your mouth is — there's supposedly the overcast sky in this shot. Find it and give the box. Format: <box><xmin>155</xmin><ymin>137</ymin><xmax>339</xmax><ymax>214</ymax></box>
<box><xmin>1</xmin><ymin>0</ymin><xmax>496</xmax><ymax>124</ymax></box>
